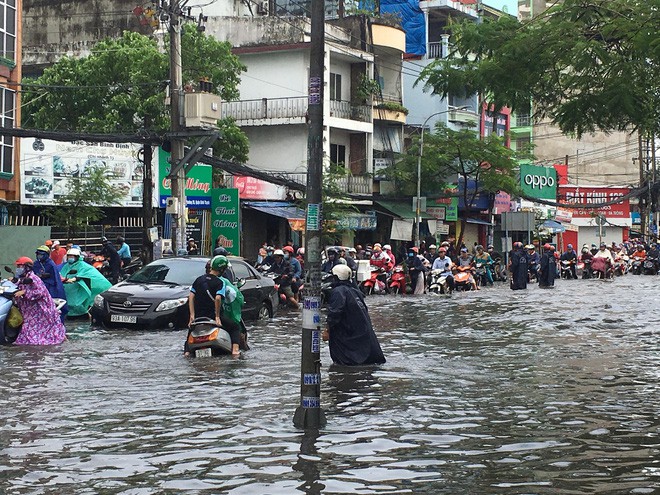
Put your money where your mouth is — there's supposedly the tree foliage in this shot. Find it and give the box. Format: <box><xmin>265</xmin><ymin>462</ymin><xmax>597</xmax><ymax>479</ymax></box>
<box><xmin>45</xmin><ymin>166</ymin><xmax>124</xmax><ymax>240</ymax></box>
<box><xmin>419</xmin><ymin>0</ymin><xmax>660</xmax><ymax>137</ymax></box>
<box><xmin>23</xmin><ymin>26</ymin><xmax>249</xmax><ymax>162</ymax></box>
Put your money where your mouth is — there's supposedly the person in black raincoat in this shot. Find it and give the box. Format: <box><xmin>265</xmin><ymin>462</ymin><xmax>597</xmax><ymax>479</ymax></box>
<box><xmin>538</xmin><ymin>243</ymin><xmax>556</xmax><ymax>288</ymax></box>
<box><xmin>508</xmin><ymin>242</ymin><xmax>528</xmax><ymax>290</ymax></box>
<box><xmin>322</xmin><ymin>264</ymin><xmax>385</xmax><ymax>366</ymax></box>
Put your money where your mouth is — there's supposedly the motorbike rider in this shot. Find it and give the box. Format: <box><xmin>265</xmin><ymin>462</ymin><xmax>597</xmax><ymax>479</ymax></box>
<box><xmin>100</xmin><ymin>236</ymin><xmax>121</xmax><ymax>284</ymax></box>
<box><xmin>11</xmin><ymin>257</ymin><xmax>67</xmax><ymax>346</ymax></box>
<box><xmin>509</xmin><ymin>242</ymin><xmax>528</xmax><ymax>290</ymax></box>
<box><xmin>646</xmin><ymin>243</ymin><xmax>659</xmax><ymax>271</ymax></box>
<box><xmin>406</xmin><ymin>247</ymin><xmax>427</xmax><ymax>294</ymax></box>
<box><xmin>631</xmin><ymin>244</ymin><xmax>647</xmax><ymax>259</ymax></box>
<box><xmin>60</xmin><ymin>248</ymin><xmax>112</xmax><ymax>317</ymax></box>
<box><xmin>560</xmin><ymin>244</ymin><xmax>578</xmax><ymax>279</ymax></box>
<box><xmin>322</xmin><ymin>264</ymin><xmax>385</xmax><ymax>366</ymax></box>
<box><xmin>370</xmin><ymin>244</ymin><xmax>394</xmax><ymax>272</ymax></box>
<box><xmin>32</xmin><ymin>245</ymin><xmax>68</xmax><ymax>321</ymax></box>
<box><xmin>340</xmin><ymin>247</ymin><xmax>358</xmax><ymax>272</ymax></box>
<box><xmin>473</xmin><ymin>245</ymin><xmax>494</xmax><ymax>286</ymax></box>
<box><xmin>455</xmin><ymin>247</ymin><xmax>479</xmax><ymax>291</ymax></box>
<box><xmin>590</xmin><ymin>243</ymin><xmax>599</xmax><ymax>256</ymax></box>
<box><xmin>116</xmin><ymin>236</ymin><xmax>132</xmax><ymax>267</ymax></box>
<box><xmin>431</xmin><ymin>247</ymin><xmax>455</xmax><ymax>291</ymax></box>
<box><xmin>283</xmin><ymin>245</ymin><xmax>303</xmax><ymax>299</ymax></box>
<box><xmin>256</xmin><ymin>246</ymin><xmax>276</xmax><ymax>269</ymax></box>
<box><xmin>50</xmin><ymin>240</ymin><xmax>67</xmax><ymax>266</ymax></box>
<box><xmin>267</xmin><ymin>249</ymin><xmax>299</xmax><ymax>309</ymax></box>
<box><xmin>322</xmin><ymin>248</ymin><xmax>342</xmax><ymax>274</ymax></box>
<box><xmin>187</xmin><ymin>255</ymin><xmax>241</xmax><ymax>357</ymax></box>
<box><xmin>425</xmin><ymin>244</ymin><xmax>437</xmax><ymax>264</ymax></box>
<box><xmin>539</xmin><ymin>243</ymin><xmax>557</xmax><ymax>288</ymax></box>
<box><xmin>526</xmin><ymin>245</ymin><xmax>540</xmax><ymax>279</ymax></box>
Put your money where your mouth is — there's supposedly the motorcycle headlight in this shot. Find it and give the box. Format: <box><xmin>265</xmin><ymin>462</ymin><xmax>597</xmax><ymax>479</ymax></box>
<box><xmin>155</xmin><ymin>297</ymin><xmax>188</xmax><ymax>312</ymax></box>
<box><xmin>93</xmin><ymin>294</ymin><xmax>104</xmax><ymax>308</ymax></box>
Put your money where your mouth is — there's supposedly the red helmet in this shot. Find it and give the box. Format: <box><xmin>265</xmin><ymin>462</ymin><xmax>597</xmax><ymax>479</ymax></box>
<box><xmin>282</xmin><ymin>245</ymin><xmax>294</xmax><ymax>254</ymax></box>
<box><xmin>15</xmin><ymin>256</ymin><xmax>34</xmax><ymax>266</ymax></box>
<box><xmin>543</xmin><ymin>243</ymin><xmax>552</xmax><ymax>250</ymax></box>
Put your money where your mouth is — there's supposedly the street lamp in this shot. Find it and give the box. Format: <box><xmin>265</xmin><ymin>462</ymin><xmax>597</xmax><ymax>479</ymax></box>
<box><xmin>415</xmin><ymin>106</ymin><xmax>469</xmax><ymax>247</ymax></box>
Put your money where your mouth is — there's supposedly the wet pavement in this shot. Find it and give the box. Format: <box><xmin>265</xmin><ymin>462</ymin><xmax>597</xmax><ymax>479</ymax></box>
<box><xmin>1</xmin><ymin>275</ymin><xmax>659</xmax><ymax>494</ymax></box>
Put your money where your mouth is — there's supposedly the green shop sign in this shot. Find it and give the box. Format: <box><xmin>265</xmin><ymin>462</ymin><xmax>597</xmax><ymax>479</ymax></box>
<box><xmin>158</xmin><ymin>147</ymin><xmax>212</xmax><ymax>208</ymax></box>
<box><xmin>211</xmin><ymin>188</ymin><xmax>241</xmax><ymax>256</ymax></box>
<box><xmin>520</xmin><ymin>164</ymin><xmax>557</xmax><ymax>200</ymax></box>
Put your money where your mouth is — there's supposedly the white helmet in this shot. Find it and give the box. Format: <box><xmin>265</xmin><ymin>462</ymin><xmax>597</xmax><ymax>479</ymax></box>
<box><xmin>383</xmin><ymin>244</ymin><xmax>392</xmax><ymax>251</ymax></box>
<box><xmin>332</xmin><ymin>264</ymin><xmax>352</xmax><ymax>281</ymax></box>
<box><xmin>67</xmin><ymin>248</ymin><xmax>81</xmax><ymax>257</ymax></box>
<box><xmin>273</xmin><ymin>249</ymin><xmax>285</xmax><ymax>256</ymax></box>
<box><xmin>429</xmin><ymin>244</ymin><xmax>437</xmax><ymax>249</ymax></box>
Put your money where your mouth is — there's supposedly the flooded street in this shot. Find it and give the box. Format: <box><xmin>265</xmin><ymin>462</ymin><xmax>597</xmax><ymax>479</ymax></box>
<box><xmin>1</xmin><ymin>275</ymin><xmax>659</xmax><ymax>494</ymax></box>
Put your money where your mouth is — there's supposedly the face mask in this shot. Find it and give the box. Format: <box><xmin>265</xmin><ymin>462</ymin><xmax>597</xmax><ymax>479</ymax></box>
<box><xmin>67</xmin><ymin>257</ymin><xmax>76</xmax><ymax>264</ymax></box>
<box><xmin>284</xmin><ymin>254</ymin><xmax>290</xmax><ymax>260</ymax></box>
<box><xmin>15</xmin><ymin>267</ymin><xmax>25</xmax><ymax>277</ymax></box>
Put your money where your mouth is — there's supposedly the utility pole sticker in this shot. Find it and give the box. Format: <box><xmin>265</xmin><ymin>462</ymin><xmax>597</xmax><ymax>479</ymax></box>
<box><xmin>307</xmin><ymin>203</ymin><xmax>321</xmax><ymax>231</ymax></box>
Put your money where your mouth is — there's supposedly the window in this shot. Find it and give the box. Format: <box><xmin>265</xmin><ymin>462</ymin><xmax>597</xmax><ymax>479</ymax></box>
<box><xmin>231</xmin><ymin>261</ymin><xmax>255</xmax><ymax>281</ymax></box>
<box><xmin>330</xmin><ymin>144</ymin><xmax>346</xmax><ymax>169</ymax></box>
<box><xmin>0</xmin><ymin>86</ymin><xmax>14</xmax><ymax>174</ymax></box>
<box><xmin>0</xmin><ymin>0</ymin><xmax>16</xmax><ymax>61</ymax></box>
<box><xmin>329</xmin><ymin>73</ymin><xmax>342</xmax><ymax>101</ymax></box>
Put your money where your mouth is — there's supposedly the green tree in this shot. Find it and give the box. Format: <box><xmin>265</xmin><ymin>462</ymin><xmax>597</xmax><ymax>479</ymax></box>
<box><xmin>46</xmin><ymin>165</ymin><xmax>124</xmax><ymax>241</ymax></box>
<box><xmin>387</xmin><ymin>125</ymin><xmax>527</xmax><ymax>247</ymax></box>
<box><xmin>419</xmin><ymin>0</ymin><xmax>660</xmax><ymax>137</ymax></box>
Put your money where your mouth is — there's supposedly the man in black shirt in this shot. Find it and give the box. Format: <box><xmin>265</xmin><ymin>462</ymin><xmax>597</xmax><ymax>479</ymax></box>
<box><xmin>187</xmin><ymin>256</ymin><xmax>240</xmax><ymax>356</ymax></box>
<box><xmin>100</xmin><ymin>237</ymin><xmax>121</xmax><ymax>284</ymax></box>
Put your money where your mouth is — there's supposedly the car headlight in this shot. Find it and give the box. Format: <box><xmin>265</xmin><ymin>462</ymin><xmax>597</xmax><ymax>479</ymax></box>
<box><xmin>155</xmin><ymin>297</ymin><xmax>188</xmax><ymax>312</ymax></box>
<box><xmin>93</xmin><ymin>294</ymin><xmax>104</xmax><ymax>308</ymax></box>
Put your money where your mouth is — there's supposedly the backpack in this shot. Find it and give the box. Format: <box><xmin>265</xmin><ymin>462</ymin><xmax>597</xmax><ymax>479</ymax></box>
<box><xmin>219</xmin><ymin>276</ymin><xmax>244</xmax><ymax>324</ymax></box>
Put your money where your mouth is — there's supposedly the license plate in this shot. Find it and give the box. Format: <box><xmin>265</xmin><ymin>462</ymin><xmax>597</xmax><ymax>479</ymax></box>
<box><xmin>195</xmin><ymin>348</ymin><xmax>212</xmax><ymax>358</ymax></box>
<box><xmin>110</xmin><ymin>314</ymin><xmax>137</xmax><ymax>324</ymax></box>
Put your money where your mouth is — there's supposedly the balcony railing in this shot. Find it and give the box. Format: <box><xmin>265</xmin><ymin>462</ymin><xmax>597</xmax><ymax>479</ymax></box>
<box><xmin>514</xmin><ymin>114</ymin><xmax>531</xmax><ymax>127</ymax></box>
<box><xmin>329</xmin><ymin>100</ymin><xmax>372</xmax><ymax>123</ymax></box>
<box><xmin>282</xmin><ymin>172</ymin><xmax>373</xmax><ymax>195</ymax></box>
<box><xmin>222</xmin><ymin>97</ymin><xmax>308</xmax><ymax>122</ymax></box>
<box><xmin>428</xmin><ymin>42</ymin><xmax>445</xmax><ymax>59</ymax></box>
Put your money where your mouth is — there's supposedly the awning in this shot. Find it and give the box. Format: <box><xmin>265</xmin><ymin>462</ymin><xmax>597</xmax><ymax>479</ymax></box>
<box><xmin>542</xmin><ymin>219</ymin><xmax>566</xmax><ymax>233</ymax></box>
<box><xmin>466</xmin><ymin>217</ymin><xmax>494</xmax><ymax>226</ymax></box>
<box><xmin>376</xmin><ymin>200</ymin><xmax>435</xmax><ymax>220</ymax></box>
<box><xmin>243</xmin><ymin>201</ymin><xmax>305</xmax><ymax>220</ymax></box>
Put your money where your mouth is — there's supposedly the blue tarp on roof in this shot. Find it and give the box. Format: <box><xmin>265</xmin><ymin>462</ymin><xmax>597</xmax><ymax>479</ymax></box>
<box><xmin>243</xmin><ymin>201</ymin><xmax>306</xmax><ymax>220</ymax></box>
<box><xmin>380</xmin><ymin>0</ymin><xmax>426</xmax><ymax>55</ymax></box>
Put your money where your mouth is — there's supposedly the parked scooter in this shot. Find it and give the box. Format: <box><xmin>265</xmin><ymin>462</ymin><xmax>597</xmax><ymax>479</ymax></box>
<box><xmin>388</xmin><ymin>265</ymin><xmax>407</xmax><ymax>295</ymax></box>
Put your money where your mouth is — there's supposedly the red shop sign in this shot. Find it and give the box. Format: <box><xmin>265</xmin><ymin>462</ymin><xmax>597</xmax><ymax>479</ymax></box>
<box><xmin>559</xmin><ymin>186</ymin><xmax>630</xmax><ymax>218</ymax></box>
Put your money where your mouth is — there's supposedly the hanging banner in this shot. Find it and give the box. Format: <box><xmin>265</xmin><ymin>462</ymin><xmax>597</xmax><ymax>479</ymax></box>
<box><xmin>233</xmin><ymin>175</ymin><xmax>287</xmax><ymax>200</ymax></box>
<box><xmin>158</xmin><ymin>147</ymin><xmax>212</xmax><ymax>208</ymax></box>
<box><xmin>211</xmin><ymin>188</ymin><xmax>240</xmax><ymax>255</ymax></box>
<box><xmin>559</xmin><ymin>186</ymin><xmax>630</xmax><ymax>219</ymax></box>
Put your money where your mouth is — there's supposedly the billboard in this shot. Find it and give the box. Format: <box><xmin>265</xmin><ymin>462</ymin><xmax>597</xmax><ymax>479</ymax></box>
<box><xmin>559</xmin><ymin>186</ymin><xmax>630</xmax><ymax>219</ymax></box>
<box><xmin>20</xmin><ymin>138</ymin><xmax>146</xmax><ymax>207</ymax></box>
<box><xmin>520</xmin><ymin>164</ymin><xmax>557</xmax><ymax>200</ymax></box>
<box><xmin>158</xmin><ymin>147</ymin><xmax>212</xmax><ymax>208</ymax></box>
<box><xmin>211</xmin><ymin>188</ymin><xmax>240</xmax><ymax>255</ymax></box>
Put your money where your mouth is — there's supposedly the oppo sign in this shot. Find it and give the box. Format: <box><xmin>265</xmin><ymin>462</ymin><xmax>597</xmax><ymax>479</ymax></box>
<box><xmin>520</xmin><ymin>164</ymin><xmax>558</xmax><ymax>200</ymax></box>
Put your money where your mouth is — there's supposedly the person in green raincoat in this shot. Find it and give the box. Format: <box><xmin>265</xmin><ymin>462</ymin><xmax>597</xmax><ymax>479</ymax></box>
<box><xmin>60</xmin><ymin>248</ymin><xmax>112</xmax><ymax>316</ymax></box>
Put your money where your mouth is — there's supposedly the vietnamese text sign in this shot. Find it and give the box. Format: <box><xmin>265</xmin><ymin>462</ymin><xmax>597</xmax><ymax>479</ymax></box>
<box><xmin>158</xmin><ymin>147</ymin><xmax>212</xmax><ymax>208</ymax></box>
<box><xmin>233</xmin><ymin>175</ymin><xmax>286</xmax><ymax>200</ymax></box>
<box><xmin>493</xmin><ymin>191</ymin><xmax>511</xmax><ymax>214</ymax></box>
<box><xmin>559</xmin><ymin>186</ymin><xmax>630</xmax><ymax>219</ymax></box>
<box><xmin>20</xmin><ymin>138</ymin><xmax>146</xmax><ymax>206</ymax></box>
<box><xmin>520</xmin><ymin>164</ymin><xmax>557</xmax><ymax>200</ymax></box>
<box><xmin>211</xmin><ymin>188</ymin><xmax>240</xmax><ymax>255</ymax></box>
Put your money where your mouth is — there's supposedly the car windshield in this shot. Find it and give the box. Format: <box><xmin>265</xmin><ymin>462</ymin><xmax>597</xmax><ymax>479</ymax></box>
<box><xmin>127</xmin><ymin>260</ymin><xmax>202</xmax><ymax>285</ymax></box>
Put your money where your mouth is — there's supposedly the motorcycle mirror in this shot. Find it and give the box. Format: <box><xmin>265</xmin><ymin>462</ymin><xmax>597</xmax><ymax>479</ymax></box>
<box><xmin>4</xmin><ymin>266</ymin><xmax>13</xmax><ymax>274</ymax></box>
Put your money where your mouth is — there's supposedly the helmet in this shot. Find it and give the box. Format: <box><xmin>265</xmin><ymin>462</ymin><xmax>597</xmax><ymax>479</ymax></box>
<box><xmin>460</xmin><ymin>247</ymin><xmax>468</xmax><ymax>253</ymax></box>
<box><xmin>438</xmin><ymin>247</ymin><xmax>447</xmax><ymax>253</ymax></box>
<box><xmin>67</xmin><ymin>248</ymin><xmax>81</xmax><ymax>257</ymax></box>
<box><xmin>36</xmin><ymin>245</ymin><xmax>50</xmax><ymax>254</ymax></box>
<box><xmin>543</xmin><ymin>243</ymin><xmax>552</xmax><ymax>250</ymax></box>
<box><xmin>428</xmin><ymin>244</ymin><xmax>437</xmax><ymax>249</ymax></box>
<box><xmin>331</xmin><ymin>264</ymin><xmax>352</xmax><ymax>281</ymax></box>
<box><xmin>348</xmin><ymin>248</ymin><xmax>356</xmax><ymax>254</ymax></box>
<box><xmin>600</xmin><ymin>242</ymin><xmax>607</xmax><ymax>248</ymax></box>
<box><xmin>383</xmin><ymin>244</ymin><xmax>392</xmax><ymax>251</ymax></box>
<box><xmin>213</xmin><ymin>246</ymin><xmax>228</xmax><ymax>256</ymax></box>
<box><xmin>117</xmin><ymin>236</ymin><xmax>125</xmax><ymax>243</ymax></box>
<box><xmin>188</xmin><ymin>238</ymin><xmax>195</xmax><ymax>242</ymax></box>
<box><xmin>487</xmin><ymin>244</ymin><xmax>494</xmax><ymax>249</ymax></box>
<box><xmin>210</xmin><ymin>255</ymin><xmax>228</xmax><ymax>272</ymax></box>
<box><xmin>476</xmin><ymin>245</ymin><xmax>483</xmax><ymax>251</ymax></box>
<box><xmin>327</xmin><ymin>248</ymin><xmax>338</xmax><ymax>255</ymax></box>
<box><xmin>45</xmin><ymin>240</ymin><xmax>53</xmax><ymax>247</ymax></box>
<box><xmin>410</xmin><ymin>246</ymin><xmax>419</xmax><ymax>254</ymax></box>
<box><xmin>373</xmin><ymin>243</ymin><xmax>382</xmax><ymax>249</ymax></box>
<box><xmin>101</xmin><ymin>236</ymin><xmax>108</xmax><ymax>243</ymax></box>
<box><xmin>273</xmin><ymin>249</ymin><xmax>285</xmax><ymax>256</ymax></box>
<box><xmin>297</xmin><ymin>247</ymin><xmax>305</xmax><ymax>255</ymax></box>
<box><xmin>283</xmin><ymin>245</ymin><xmax>294</xmax><ymax>254</ymax></box>
<box><xmin>513</xmin><ymin>242</ymin><xmax>523</xmax><ymax>248</ymax></box>
<box><xmin>266</xmin><ymin>246</ymin><xmax>274</xmax><ymax>252</ymax></box>
<box><xmin>52</xmin><ymin>240</ymin><xmax>60</xmax><ymax>247</ymax></box>
<box><xmin>15</xmin><ymin>256</ymin><xmax>33</xmax><ymax>266</ymax></box>
<box><xmin>441</xmin><ymin>241</ymin><xmax>450</xmax><ymax>247</ymax></box>
<box><xmin>567</xmin><ymin>244</ymin><xmax>573</xmax><ymax>249</ymax></box>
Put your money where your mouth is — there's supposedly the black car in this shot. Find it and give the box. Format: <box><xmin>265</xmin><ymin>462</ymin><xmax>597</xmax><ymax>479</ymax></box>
<box><xmin>90</xmin><ymin>256</ymin><xmax>278</xmax><ymax>329</ymax></box>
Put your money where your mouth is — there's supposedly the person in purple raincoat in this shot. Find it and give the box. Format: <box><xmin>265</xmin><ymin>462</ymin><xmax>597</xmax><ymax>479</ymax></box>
<box><xmin>12</xmin><ymin>257</ymin><xmax>66</xmax><ymax>346</ymax></box>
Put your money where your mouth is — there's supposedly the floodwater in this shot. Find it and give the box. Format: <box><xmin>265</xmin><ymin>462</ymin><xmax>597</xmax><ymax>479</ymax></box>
<box><xmin>1</xmin><ymin>276</ymin><xmax>659</xmax><ymax>494</ymax></box>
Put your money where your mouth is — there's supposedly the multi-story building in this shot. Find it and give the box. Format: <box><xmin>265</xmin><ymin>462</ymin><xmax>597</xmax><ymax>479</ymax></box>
<box><xmin>0</xmin><ymin>0</ymin><xmax>20</xmax><ymax>205</ymax></box>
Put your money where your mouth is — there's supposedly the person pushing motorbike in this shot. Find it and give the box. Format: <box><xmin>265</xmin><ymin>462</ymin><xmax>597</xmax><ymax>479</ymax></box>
<box><xmin>560</xmin><ymin>244</ymin><xmax>578</xmax><ymax>279</ymax></box>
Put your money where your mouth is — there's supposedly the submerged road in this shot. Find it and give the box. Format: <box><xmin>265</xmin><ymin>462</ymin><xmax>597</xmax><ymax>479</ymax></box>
<box><xmin>1</xmin><ymin>275</ymin><xmax>659</xmax><ymax>494</ymax></box>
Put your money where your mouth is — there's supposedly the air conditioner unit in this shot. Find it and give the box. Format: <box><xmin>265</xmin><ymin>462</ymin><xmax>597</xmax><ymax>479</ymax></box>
<box><xmin>257</xmin><ymin>0</ymin><xmax>269</xmax><ymax>15</ymax></box>
<box><xmin>166</xmin><ymin>197</ymin><xmax>179</xmax><ymax>214</ymax></box>
<box><xmin>184</xmin><ymin>92</ymin><xmax>222</xmax><ymax>128</ymax></box>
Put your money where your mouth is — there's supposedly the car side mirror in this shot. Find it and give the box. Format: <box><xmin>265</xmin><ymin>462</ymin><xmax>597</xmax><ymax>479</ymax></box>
<box><xmin>236</xmin><ymin>278</ymin><xmax>246</xmax><ymax>289</ymax></box>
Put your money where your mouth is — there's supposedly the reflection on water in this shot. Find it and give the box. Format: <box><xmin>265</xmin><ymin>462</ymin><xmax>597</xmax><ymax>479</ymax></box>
<box><xmin>1</xmin><ymin>277</ymin><xmax>659</xmax><ymax>494</ymax></box>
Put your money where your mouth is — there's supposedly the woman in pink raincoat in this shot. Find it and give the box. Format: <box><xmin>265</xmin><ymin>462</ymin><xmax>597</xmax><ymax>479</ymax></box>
<box><xmin>12</xmin><ymin>257</ymin><xmax>66</xmax><ymax>345</ymax></box>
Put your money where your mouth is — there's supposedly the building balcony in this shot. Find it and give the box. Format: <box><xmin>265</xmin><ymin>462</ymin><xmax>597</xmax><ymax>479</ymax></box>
<box><xmin>373</xmin><ymin>98</ymin><xmax>407</xmax><ymax>123</ymax></box>
<box><xmin>222</xmin><ymin>97</ymin><xmax>308</xmax><ymax>125</ymax></box>
<box><xmin>513</xmin><ymin>114</ymin><xmax>532</xmax><ymax>127</ymax></box>
<box><xmin>428</xmin><ymin>41</ymin><xmax>445</xmax><ymax>59</ymax></box>
<box><xmin>448</xmin><ymin>107</ymin><xmax>479</xmax><ymax>126</ymax></box>
<box><xmin>285</xmin><ymin>172</ymin><xmax>373</xmax><ymax>195</ymax></box>
<box><xmin>328</xmin><ymin>100</ymin><xmax>372</xmax><ymax>123</ymax></box>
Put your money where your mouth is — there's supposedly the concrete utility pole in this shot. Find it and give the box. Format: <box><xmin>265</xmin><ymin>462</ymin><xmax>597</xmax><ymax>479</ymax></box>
<box><xmin>164</xmin><ymin>0</ymin><xmax>187</xmax><ymax>252</ymax></box>
<box><xmin>638</xmin><ymin>131</ymin><xmax>646</xmax><ymax>239</ymax></box>
<box><xmin>293</xmin><ymin>0</ymin><xmax>326</xmax><ymax>429</ymax></box>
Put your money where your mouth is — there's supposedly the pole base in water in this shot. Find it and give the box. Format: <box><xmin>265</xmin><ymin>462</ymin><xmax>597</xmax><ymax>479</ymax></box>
<box><xmin>293</xmin><ymin>406</ymin><xmax>326</xmax><ymax>429</ymax></box>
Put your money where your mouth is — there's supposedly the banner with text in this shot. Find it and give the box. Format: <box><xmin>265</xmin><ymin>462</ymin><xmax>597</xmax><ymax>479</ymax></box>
<box><xmin>520</xmin><ymin>164</ymin><xmax>557</xmax><ymax>200</ymax></box>
<box><xmin>158</xmin><ymin>147</ymin><xmax>212</xmax><ymax>208</ymax></box>
<box><xmin>211</xmin><ymin>188</ymin><xmax>241</xmax><ymax>255</ymax></box>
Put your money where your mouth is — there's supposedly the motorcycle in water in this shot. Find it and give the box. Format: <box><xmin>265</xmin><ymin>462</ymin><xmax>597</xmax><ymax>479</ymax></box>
<box><xmin>428</xmin><ymin>269</ymin><xmax>451</xmax><ymax>294</ymax></box>
<box><xmin>630</xmin><ymin>256</ymin><xmax>644</xmax><ymax>275</ymax></box>
<box><xmin>591</xmin><ymin>257</ymin><xmax>612</xmax><ymax>280</ymax></box>
<box><xmin>453</xmin><ymin>265</ymin><xmax>474</xmax><ymax>291</ymax></box>
<box><xmin>642</xmin><ymin>258</ymin><xmax>658</xmax><ymax>275</ymax></box>
<box><xmin>580</xmin><ymin>258</ymin><xmax>592</xmax><ymax>279</ymax></box>
<box><xmin>492</xmin><ymin>259</ymin><xmax>507</xmax><ymax>282</ymax></box>
<box><xmin>528</xmin><ymin>261</ymin><xmax>539</xmax><ymax>282</ymax></box>
<box><xmin>185</xmin><ymin>317</ymin><xmax>248</xmax><ymax>358</ymax></box>
<box><xmin>388</xmin><ymin>265</ymin><xmax>407</xmax><ymax>295</ymax></box>
<box><xmin>560</xmin><ymin>260</ymin><xmax>576</xmax><ymax>279</ymax></box>
<box><xmin>360</xmin><ymin>266</ymin><xmax>387</xmax><ymax>295</ymax></box>
<box><xmin>612</xmin><ymin>256</ymin><xmax>629</xmax><ymax>277</ymax></box>
<box><xmin>474</xmin><ymin>262</ymin><xmax>491</xmax><ymax>287</ymax></box>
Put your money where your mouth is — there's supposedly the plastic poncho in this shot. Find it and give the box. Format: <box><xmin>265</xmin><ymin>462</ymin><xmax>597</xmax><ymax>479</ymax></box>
<box><xmin>326</xmin><ymin>281</ymin><xmax>386</xmax><ymax>366</ymax></box>
<box><xmin>219</xmin><ymin>276</ymin><xmax>244</xmax><ymax>324</ymax></box>
<box><xmin>60</xmin><ymin>259</ymin><xmax>112</xmax><ymax>316</ymax></box>
<box><xmin>14</xmin><ymin>274</ymin><xmax>66</xmax><ymax>345</ymax></box>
